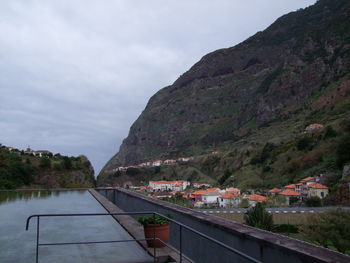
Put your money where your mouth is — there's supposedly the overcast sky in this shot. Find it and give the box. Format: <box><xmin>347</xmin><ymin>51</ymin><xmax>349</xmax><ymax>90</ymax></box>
<box><xmin>0</xmin><ymin>0</ymin><xmax>316</xmax><ymax>175</ymax></box>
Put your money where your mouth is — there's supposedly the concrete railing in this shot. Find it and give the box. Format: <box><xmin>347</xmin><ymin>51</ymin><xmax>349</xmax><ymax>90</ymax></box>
<box><xmin>96</xmin><ymin>188</ymin><xmax>350</xmax><ymax>263</ymax></box>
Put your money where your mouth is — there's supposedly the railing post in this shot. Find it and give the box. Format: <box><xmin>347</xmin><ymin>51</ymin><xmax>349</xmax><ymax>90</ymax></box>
<box><xmin>36</xmin><ymin>216</ymin><xmax>40</xmax><ymax>263</ymax></box>
<box><xmin>180</xmin><ymin>225</ymin><xmax>182</xmax><ymax>263</ymax></box>
<box><xmin>153</xmin><ymin>213</ymin><xmax>156</xmax><ymax>263</ymax></box>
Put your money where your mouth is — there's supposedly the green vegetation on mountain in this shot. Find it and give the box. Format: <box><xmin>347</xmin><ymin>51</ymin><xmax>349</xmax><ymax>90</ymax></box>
<box><xmin>0</xmin><ymin>146</ymin><xmax>95</xmax><ymax>189</ymax></box>
<box><xmin>98</xmin><ymin>0</ymin><xmax>350</xmax><ymax>195</ymax></box>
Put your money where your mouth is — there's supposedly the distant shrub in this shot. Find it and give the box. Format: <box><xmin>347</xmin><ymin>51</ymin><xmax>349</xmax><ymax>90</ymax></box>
<box><xmin>62</xmin><ymin>157</ymin><xmax>72</xmax><ymax>169</ymax></box>
<box><xmin>323</xmin><ymin>125</ymin><xmax>337</xmax><ymax>139</ymax></box>
<box><xmin>239</xmin><ymin>199</ymin><xmax>249</xmax><ymax>208</ymax></box>
<box><xmin>260</xmin><ymin>143</ymin><xmax>275</xmax><ymax>162</ymax></box>
<box><xmin>284</xmin><ymin>159</ymin><xmax>302</xmax><ymax>173</ymax></box>
<box><xmin>336</xmin><ymin>134</ymin><xmax>350</xmax><ymax>168</ymax></box>
<box><xmin>154</xmin><ymin>166</ymin><xmax>161</xmax><ymax>174</ymax></box>
<box><xmin>202</xmin><ymin>156</ymin><xmax>221</xmax><ymax>172</ymax></box>
<box><xmin>274</xmin><ymin>224</ymin><xmax>299</xmax><ymax>233</ymax></box>
<box><xmin>113</xmin><ymin>170</ymin><xmax>121</xmax><ymax>177</ymax></box>
<box><xmin>39</xmin><ymin>157</ymin><xmax>51</xmax><ymax>168</ymax></box>
<box><xmin>305</xmin><ymin>196</ymin><xmax>323</xmax><ymax>207</ymax></box>
<box><xmin>297</xmin><ymin>136</ymin><xmax>313</xmax><ymax>151</ymax></box>
<box><xmin>219</xmin><ymin>169</ymin><xmax>231</xmax><ymax>185</ymax></box>
<box><xmin>126</xmin><ymin>167</ymin><xmax>140</xmax><ymax>175</ymax></box>
<box><xmin>53</xmin><ymin>162</ymin><xmax>62</xmax><ymax>171</ymax></box>
<box><xmin>339</xmin><ymin>119</ymin><xmax>350</xmax><ymax>133</ymax></box>
<box><xmin>262</xmin><ymin>165</ymin><xmax>272</xmax><ymax>173</ymax></box>
<box><xmin>244</xmin><ymin>203</ymin><xmax>274</xmax><ymax>231</ymax></box>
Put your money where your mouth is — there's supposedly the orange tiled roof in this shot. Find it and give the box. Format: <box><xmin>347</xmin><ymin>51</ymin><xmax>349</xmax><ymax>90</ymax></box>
<box><xmin>207</xmin><ymin>188</ymin><xmax>220</xmax><ymax>192</ymax></box>
<box><xmin>219</xmin><ymin>194</ymin><xmax>236</xmax><ymax>199</ymax></box>
<box><xmin>192</xmin><ymin>190</ymin><xmax>208</xmax><ymax>195</ymax></box>
<box><xmin>249</xmin><ymin>194</ymin><xmax>267</xmax><ymax>202</ymax></box>
<box><xmin>300</xmin><ymin>177</ymin><xmax>315</xmax><ymax>182</ymax></box>
<box><xmin>284</xmin><ymin>184</ymin><xmax>296</xmax><ymax>189</ymax></box>
<box><xmin>308</xmin><ymin>183</ymin><xmax>328</xmax><ymax>189</ymax></box>
<box><xmin>279</xmin><ymin>189</ymin><xmax>301</xmax><ymax>196</ymax></box>
<box><xmin>268</xmin><ymin>188</ymin><xmax>281</xmax><ymax>193</ymax></box>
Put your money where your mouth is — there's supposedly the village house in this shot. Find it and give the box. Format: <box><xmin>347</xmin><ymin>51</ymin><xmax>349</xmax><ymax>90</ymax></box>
<box><xmin>192</xmin><ymin>190</ymin><xmax>208</xmax><ymax>202</ymax></box>
<box><xmin>148</xmin><ymin>180</ymin><xmax>190</xmax><ymax>191</ymax></box>
<box><xmin>6</xmin><ymin>146</ymin><xmax>16</xmax><ymax>151</ymax></box>
<box><xmin>307</xmin><ymin>183</ymin><xmax>329</xmax><ymax>199</ymax></box>
<box><xmin>177</xmin><ymin>157</ymin><xmax>193</xmax><ymax>162</ymax></box>
<box><xmin>283</xmin><ymin>184</ymin><xmax>297</xmax><ymax>191</ymax></box>
<box><xmin>152</xmin><ymin>160</ymin><xmax>163</xmax><ymax>166</ymax></box>
<box><xmin>201</xmin><ymin>191</ymin><xmax>220</xmax><ymax>206</ymax></box>
<box><xmin>163</xmin><ymin>159</ymin><xmax>177</xmax><ymax>165</ymax></box>
<box><xmin>24</xmin><ymin>148</ymin><xmax>51</xmax><ymax>157</ymax></box>
<box><xmin>305</xmin><ymin>123</ymin><xmax>324</xmax><ymax>133</ymax></box>
<box><xmin>225</xmin><ymin>187</ymin><xmax>240</xmax><ymax>195</ymax></box>
<box><xmin>268</xmin><ymin>188</ymin><xmax>281</xmax><ymax>196</ymax></box>
<box><xmin>138</xmin><ymin>162</ymin><xmax>152</xmax><ymax>167</ymax></box>
<box><xmin>34</xmin><ymin>150</ymin><xmax>51</xmax><ymax>157</ymax></box>
<box><xmin>191</xmin><ymin>188</ymin><xmax>222</xmax><ymax>207</ymax></box>
<box><xmin>278</xmin><ymin>189</ymin><xmax>302</xmax><ymax>205</ymax></box>
<box><xmin>218</xmin><ymin>193</ymin><xmax>242</xmax><ymax>208</ymax></box>
<box><xmin>248</xmin><ymin>194</ymin><xmax>268</xmax><ymax>207</ymax></box>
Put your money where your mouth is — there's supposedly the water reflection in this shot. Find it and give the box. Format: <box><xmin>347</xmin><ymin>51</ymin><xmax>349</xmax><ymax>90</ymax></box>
<box><xmin>0</xmin><ymin>190</ymin><xmax>85</xmax><ymax>205</ymax></box>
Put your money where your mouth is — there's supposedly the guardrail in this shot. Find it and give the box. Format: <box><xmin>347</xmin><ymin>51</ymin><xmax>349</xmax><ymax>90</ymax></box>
<box><xmin>26</xmin><ymin>212</ymin><xmax>261</xmax><ymax>263</ymax></box>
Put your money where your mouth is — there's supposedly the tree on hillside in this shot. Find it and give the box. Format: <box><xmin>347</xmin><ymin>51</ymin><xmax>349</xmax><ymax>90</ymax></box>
<box><xmin>62</xmin><ymin>157</ymin><xmax>72</xmax><ymax>169</ymax></box>
<box><xmin>244</xmin><ymin>203</ymin><xmax>273</xmax><ymax>231</ymax></box>
<box><xmin>336</xmin><ymin>134</ymin><xmax>350</xmax><ymax>168</ymax></box>
<box><xmin>40</xmin><ymin>157</ymin><xmax>51</xmax><ymax>168</ymax></box>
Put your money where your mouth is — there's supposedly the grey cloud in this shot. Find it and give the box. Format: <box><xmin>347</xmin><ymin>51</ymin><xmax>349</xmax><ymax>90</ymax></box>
<box><xmin>0</xmin><ymin>0</ymin><xmax>316</xmax><ymax>173</ymax></box>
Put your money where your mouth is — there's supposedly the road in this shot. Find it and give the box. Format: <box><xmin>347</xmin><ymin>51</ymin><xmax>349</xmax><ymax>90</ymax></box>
<box><xmin>198</xmin><ymin>206</ymin><xmax>350</xmax><ymax>214</ymax></box>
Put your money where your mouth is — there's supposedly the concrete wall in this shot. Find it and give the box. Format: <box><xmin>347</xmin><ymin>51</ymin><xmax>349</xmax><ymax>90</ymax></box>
<box><xmin>96</xmin><ymin>188</ymin><xmax>350</xmax><ymax>263</ymax></box>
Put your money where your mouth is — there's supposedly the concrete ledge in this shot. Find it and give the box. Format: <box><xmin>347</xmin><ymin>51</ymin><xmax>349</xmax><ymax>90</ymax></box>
<box><xmin>89</xmin><ymin>189</ymin><xmax>189</xmax><ymax>263</ymax></box>
<box><xmin>96</xmin><ymin>187</ymin><xmax>350</xmax><ymax>263</ymax></box>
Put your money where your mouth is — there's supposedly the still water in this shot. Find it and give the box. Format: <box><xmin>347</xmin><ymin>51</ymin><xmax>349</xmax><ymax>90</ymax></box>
<box><xmin>0</xmin><ymin>190</ymin><xmax>152</xmax><ymax>263</ymax></box>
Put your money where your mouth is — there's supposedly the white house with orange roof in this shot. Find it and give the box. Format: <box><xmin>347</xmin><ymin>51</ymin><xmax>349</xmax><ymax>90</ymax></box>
<box><xmin>278</xmin><ymin>189</ymin><xmax>302</xmax><ymax>205</ymax></box>
<box><xmin>307</xmin><ymin>183</ymin><xmax>329</xmax><ymax>199</ymax></box>
<box><xmin>149</xmin><ymin>180</ymin><xmax>190</xmax><ymax>191</ymax></box>
<box><xmin>163</xmin><ymin>159</ymin><xmax>177</xmax><ymax>165</ymax></box>
<box><xmin>268</xmin><ymin>188</ymin><xmax>281</xmax><ymax>196</ymax></box>
<box><xmin>248</xmin><ymin>194</ymin><xmax>268</xmax><ymax>206</ymax></box>
<box><xmin>283</xmin><ymin>184</ymin><xmax>297</xmax><ymax>191</ymax></box>
<box><xmin>202</xmin><ymin>191</ymin><xmax>221</xmax><ymax>206</ymax></box>
<box><xmin>218</xmin><ymin>192</ymin><xmax>242</xmax><ymax>208</ymax></box>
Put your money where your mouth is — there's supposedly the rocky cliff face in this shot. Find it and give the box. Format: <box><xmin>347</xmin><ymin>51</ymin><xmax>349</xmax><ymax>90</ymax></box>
<box><xmin>100</xmin><ymin>0</ymin><xmax>350</xmax><ymax>176</ymax></box>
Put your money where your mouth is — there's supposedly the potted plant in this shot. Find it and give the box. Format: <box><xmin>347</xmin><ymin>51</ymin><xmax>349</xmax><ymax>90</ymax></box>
<box><xmin>138</xmin><ymin>214</ymin><xmax>172</xmax><ymax>248</ymax></box>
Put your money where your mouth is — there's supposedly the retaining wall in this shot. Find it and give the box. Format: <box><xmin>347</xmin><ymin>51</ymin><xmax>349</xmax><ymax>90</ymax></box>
<box><xmin>96</xmin><ymin>188</ymin><xmax>350</xmax><ymax>263</ymax></box>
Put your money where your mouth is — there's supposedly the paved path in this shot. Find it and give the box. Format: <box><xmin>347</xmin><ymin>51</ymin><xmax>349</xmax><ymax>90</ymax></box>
<box><xmin>198</xmin><ymin>206</ymin><xmax>350</xmax><ymax>214</ymax></box>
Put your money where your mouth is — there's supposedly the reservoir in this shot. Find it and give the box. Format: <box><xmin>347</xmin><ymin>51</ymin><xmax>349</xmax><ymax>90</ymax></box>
<box><xmin>0</xmin><ymin>190</ymin><xmax>152</xmax><ymax>263</ymax></box>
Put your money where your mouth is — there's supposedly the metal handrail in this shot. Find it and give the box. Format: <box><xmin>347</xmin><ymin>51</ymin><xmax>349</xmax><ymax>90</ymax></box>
<box><xmin>26</xmin><ymin>212</ymin><xmax>261</xmax><ymax>263</ymax></box>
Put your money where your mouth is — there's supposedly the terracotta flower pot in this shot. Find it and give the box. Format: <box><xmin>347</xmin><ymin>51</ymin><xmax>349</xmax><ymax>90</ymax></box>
<box><xmin>143</xmin><ymin>223</ymin><xmax>170</xmax><ymax>248</ymax></box>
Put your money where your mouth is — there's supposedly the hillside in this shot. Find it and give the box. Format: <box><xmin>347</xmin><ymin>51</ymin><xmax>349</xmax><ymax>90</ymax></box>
<box><xmin>98</xmin><ymin>0</ymin><xmax>350</xmax><ymax>190</ymax></box>
<box><xmin>0</xmin><ymin>146</ymin><xmax>95</xmax><ymax>189</ymax></box>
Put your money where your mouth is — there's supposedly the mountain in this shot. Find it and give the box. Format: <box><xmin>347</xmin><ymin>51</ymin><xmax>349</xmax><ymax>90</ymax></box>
<box><xmin>0</xmin><ymin>146</ymin><xmax>95</xmax><ymax>189</ymax></box>
<box><xmin>98</xmin><ymin>0</ymin><xmax>350</xmax><ymax>189</ymax></box>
